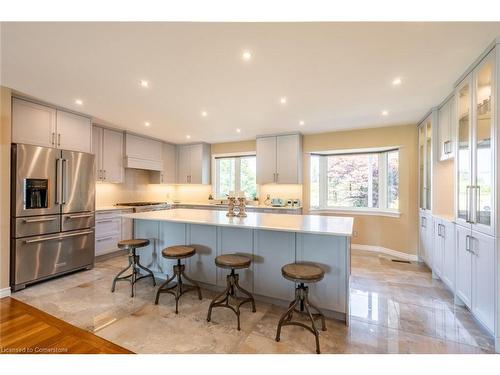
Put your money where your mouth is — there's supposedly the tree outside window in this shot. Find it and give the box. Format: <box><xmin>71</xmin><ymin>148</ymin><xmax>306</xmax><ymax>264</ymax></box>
<box><xmin>215</xmin><ymin>155</ymin><xmax>257</xmax><ymax>199</ymax></box>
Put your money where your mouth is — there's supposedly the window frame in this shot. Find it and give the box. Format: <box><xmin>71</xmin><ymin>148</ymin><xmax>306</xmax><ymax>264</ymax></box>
<box><xmin>310</xmin><ymin>148</ymin><xmax>400</xmax><ymax>216</ymax></box>
<box><xmin>211</xmin><ymin>152</ymin><xmax>257</xmax><ymax>199</ymax></box>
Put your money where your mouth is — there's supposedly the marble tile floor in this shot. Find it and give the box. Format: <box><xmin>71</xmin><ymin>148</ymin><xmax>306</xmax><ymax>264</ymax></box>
<box><xmin>11</xmin><ymin>249</ymin><xmax>495</xmax><ymax>354</ymax></box>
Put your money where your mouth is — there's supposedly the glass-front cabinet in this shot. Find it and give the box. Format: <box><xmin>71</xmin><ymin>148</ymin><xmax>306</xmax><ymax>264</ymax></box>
<box><xmin>418</xmin><ymin>114</ymin><xmax>433</xmax><ymax>211</ymax></box>
<box><xmin>455</xmin><ymin>49</ymin><xmax>495</xmax><ymax>236</ymax></box>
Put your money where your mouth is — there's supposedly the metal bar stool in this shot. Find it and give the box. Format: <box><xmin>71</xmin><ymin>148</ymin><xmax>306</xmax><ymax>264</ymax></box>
<box><xmin>155</xmin><ymin>245</ymin><xmax>202</xmax><ymax>314</ymax></box>
<box><xmin>111</xmin><ymin>239</ymin><xmax>156</xmax><ymax>297</ymax></box>
<box><xmin>207</xmin><ymin>254</ymin><xmax>256</xmax><ymax>330</ymax></box>
<box><xmin>275</xmin><ymin>262</ymin><xmax>327</xmax><ymax>354</ymax></box>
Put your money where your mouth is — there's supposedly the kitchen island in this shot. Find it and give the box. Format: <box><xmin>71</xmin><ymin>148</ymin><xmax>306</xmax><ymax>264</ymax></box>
<box><xmin>122</xmin><ymin>209</ymin><xmax>353</xmax><ymax>323</ymax></box>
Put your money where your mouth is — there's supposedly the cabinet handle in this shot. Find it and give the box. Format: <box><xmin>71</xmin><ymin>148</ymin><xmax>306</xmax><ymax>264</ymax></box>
<box><xmin>103</xmin><ymin>170</ymin><xmax>106</xmax><ymax>180</ymax></box>
<box><xmin>444</xmin><ymin>140</ymin><xmax>451</xmax><ymax>154</ymax></box>
<box><xmin>465</xmin><ymin>186</ymin><xmax>471</xmax><ymax>223</ymax></box>
<box><xmin>276</xmin><ymin>172</ymin><xmax>279</xmax><ymax>183</ymax></box>
<box><xmin>57</xmin><ymin>133</ymin><xmax>61</xmax><ymax>147</ymax></box>
<box><xmin>51</xmin><ymin>132</ymin><xmax>55</xmax><ymax>146</ymax></box>
<box><xmin>465</xmin><ymin>234</ymin><xmax>470</xmax><ymax>252</ymax></box>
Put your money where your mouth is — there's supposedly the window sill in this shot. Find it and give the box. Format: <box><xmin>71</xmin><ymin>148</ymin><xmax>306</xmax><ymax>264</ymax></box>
<box><xmin>309</xmin><ymin>208</ymin><xmax>401</xmax><ymax>218</ymax></box>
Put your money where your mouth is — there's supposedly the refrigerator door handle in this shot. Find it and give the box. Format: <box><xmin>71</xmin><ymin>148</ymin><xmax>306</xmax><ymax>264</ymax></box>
<box><xmin>23</xmin><ymin>217</ymin><xmax>58</xmax><ymax>223</ymax></box>
<box><xmin>24</xmin><ymin>230</ymin><xmax>94</xmax><ymax>244</ymax></box>
<box><xmin>55</xmin><ymin>158</ymin><xmax>62</xmax><ymax>205</ymax></box>
<box><xmin>62</xmin><ymin>158</ymin><xmax>68</xmax><ymax>204</ymax></box>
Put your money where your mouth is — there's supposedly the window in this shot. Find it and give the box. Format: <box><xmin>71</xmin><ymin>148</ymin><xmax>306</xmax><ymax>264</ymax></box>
<box><xmin>310</xmin><ymin>149</ymin><xmax>399</xmax><ymax>212</ymax></box>
<box><xmin>215</xmin><ymin>155</ymin><xmax>257</xmax><ymax>199</ymax></box>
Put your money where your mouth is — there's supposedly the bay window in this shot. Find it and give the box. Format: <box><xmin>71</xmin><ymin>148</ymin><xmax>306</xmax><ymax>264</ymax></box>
<box><xmin>310</xmin><ymin>149</ymin><xmax>399</xmax><ymax>213</ymax></box>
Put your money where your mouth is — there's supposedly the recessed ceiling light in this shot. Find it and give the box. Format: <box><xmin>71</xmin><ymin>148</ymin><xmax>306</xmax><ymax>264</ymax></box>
<box><xmin>242</xmin><ymin>50</ymin><xmax>252</xmax><ymax>61</ymax></box>
<box><xmin>299</xmin><ymin>120</ymin><xmax>305</xmax><ymax>126</ymax></box>
<box><xmin>140</xmin><ymin>80</ymin><xmax>149</xmax><ymax>88</ymax></box>
<box><xmin>392</xmin><ymin>77</ymin><xmax>402</xmax><ymax>86</ymax></box>
<box><xmin>186</xmin><ymin>135</ymin><xmax>191</xmax><ymax>139</ymax></box>
<box><xmin>144</xmin><ymin>122</ymin><xmax>150</xmax><ymax>127</ymax></box>
<box><xmin>75</xmin><ymin>99</ymin><xmax>83</xmax><ymax>105</ymax></box>
<box><xmin>201</xmin><ymin>111</ymin><xmax>208</xmax><ymax>117</ymax></box>
<box><xmin>236</xmin><ymin>128</ymin><xmax>241</xmax><ymax>133</ymax></box>
<box><xmin>381</xmin><ymin>110</ymin><xmax>389</xmax><ymax>116</ymax></box>
<box><xmin>280</xmin><ymin>97</ymin><xmax>287</xmax><ymax>105</ymax></box>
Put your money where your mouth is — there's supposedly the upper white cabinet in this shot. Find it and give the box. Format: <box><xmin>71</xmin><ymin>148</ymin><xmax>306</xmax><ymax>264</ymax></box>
<box><xmin>56</xmin><ymin>110</ymin><xmax>92</xmax><ymax>153</ymax></box>
<box><xmin>256</xmin><ymin>133</ymin><xmax>302</xmax><ymax>184</ymax></box>
<box><xmin>12</xmin><ymin>98</ymin><xmax>91</xmax><ymax>153</ymax></box>
<box><xmin>124</xmin><ymin>133</ymin><xmax>162</xmax><ymax>171</ymax></box>
<box><xmin>177</xmin><ymin>143</ymin><xmax>210</xmax><ymax>184</ymax></box>
<box><xmin>12</xmin><ymin>98</ymin><xmax>56</xmax><ymax>148</ymax></box>
<box><xmin>455</xmin><ymin>50</ymin><xmax>495</xmax><ymax>237</ymax></box>
<box><xmin>150</xmin><ymin>142</ymin><xmax>177</xmax><ymax>184</ymax></box>
<box><xmin>438</xmin><ymin>95</ymin><xmax>455</xmax><ymax>161</ymax></box>
<box><xmin>92</xmin><ymin>125</ymin><xmax>124</xmax><ymax>183</ymax></box>
<box><xmin>418</xmin><ymin>113</ymin><xmax>434</xmax><ymax>211</ymax></box>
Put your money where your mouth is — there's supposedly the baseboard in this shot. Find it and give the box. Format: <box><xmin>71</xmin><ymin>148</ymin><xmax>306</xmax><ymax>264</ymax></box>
<box><xmin>351</xmin><ymin>244</ymin><xmax>418</xmax><ymax>262</ymax></box>
<box><xmin>0</xmin><ymin>287</ymin><xmax>11</xmax><ymax>298</ymax></box>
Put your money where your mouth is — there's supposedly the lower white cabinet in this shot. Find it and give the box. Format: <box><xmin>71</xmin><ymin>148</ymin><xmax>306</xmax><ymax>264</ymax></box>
<box><xmin>95</xmin><ymin>209</ymin><xmax>132</xmax><ymax>256</ymax></box>
<box><xmin>431</xmin><ymin>216</ymin><xmax>455</xmax><ymax>290</ymax></box>
<box><xmin>455</xmin><ymin>224</ymin><xmax>495</xmax><ymax>333</ymax></box>
<box><xmin>456</xmin><ymin>225</ymin><xmax>473</xmax><ymax>308</ymax></box>
<box><xmin>470</xmin><ymin>230</ymin><xmax>495</xmax><ymax>333</ymax></box>
<box><xmin>419</xmin><ymin>210</ymin><xmax>433</xmax><ymax>266</ymax></box>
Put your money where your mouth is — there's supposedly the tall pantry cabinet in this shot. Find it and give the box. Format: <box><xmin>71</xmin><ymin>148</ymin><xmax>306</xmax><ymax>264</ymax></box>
<box><xmin>454</xmin><ymin>47</ymin><xmax>496</xmax><ymax>336</ymax></box>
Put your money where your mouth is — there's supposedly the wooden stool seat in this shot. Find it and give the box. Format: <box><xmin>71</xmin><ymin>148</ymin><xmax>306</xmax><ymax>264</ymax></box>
<box><xmin>281</xmin><ymin>263</ymin><xmax>324</xmax><ymax>283</ymax></box>
<box><xmin>155</xmin><ymin>245</ymin><xmax>202</xmax><ymax>314</ymax></box>
<box><xmin>117</xmin><ymin>239</ymin><xmax>150</xmax><ymax>250</ymax></box>
<box><xmin>162</xmin><ymin>245</ymin><xmax>196</xmax><ymax>259</ymax></box>
<box><xmin>215</xmin><ymin>254</ymin><xmax>251</xmax><ymax>269</ymax></box>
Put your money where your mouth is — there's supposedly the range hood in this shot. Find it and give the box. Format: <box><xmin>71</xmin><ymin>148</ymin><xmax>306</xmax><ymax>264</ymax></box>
<box><xmin>124</xmin><ymin>133</ymin><xmax>163</xmax><ymax>171</ymax></box>
<box><xmin>124</xmin><ymin>156</ymin><xmax>162</xmax><ymax>171</ymax></box>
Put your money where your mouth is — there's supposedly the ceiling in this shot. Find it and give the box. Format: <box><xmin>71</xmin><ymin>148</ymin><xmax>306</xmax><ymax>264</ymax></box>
<box><xmin>2</xmin><ymin>22</ymin><xmax>500</xmax><ymax>144</ymax></box>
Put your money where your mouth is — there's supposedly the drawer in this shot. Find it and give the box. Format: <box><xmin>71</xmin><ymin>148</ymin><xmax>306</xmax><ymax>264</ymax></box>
<box><xmin>96</xmin><ymin>210</ymin><xmax>121</xmax><ymax>220</ymax></box>
<box><xmin>95</xmin><ymin>217</ymin><xmax>121</xmax><ymax>237</ymax></box>
<box><xmin>62</xmin><ymin>212</ymin><xmax>95</xmax><ymax>232</ymax></box>
<box><xmin>95</xmin><ymin>234</ymin><xmax>121</xmax><ymax>256</ymax></box>
<box><xmin>14</xmin><ymin>215</ymin><xmax>60</xmax><ymax>238</ymax></box>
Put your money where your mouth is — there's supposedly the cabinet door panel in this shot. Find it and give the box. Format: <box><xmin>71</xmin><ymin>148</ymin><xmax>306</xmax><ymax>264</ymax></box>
<box><xmin>102</xmin><ymin>128</ymin><xmax>124</xmax><ymax>183</ymax></box>
<box><xmin>92</xmin><ymin>126</ymin><xmax>103</xmax><ymax>180</ymax></box>
<box><xmin>276</xmin><ymin>134</ymin><xmax>301</xmax><ymax>183</ymax></box>
<box><xmin>12</xmin><ymin>98</ymin><xmax>56</xmax><ymax>147</ymax></box>
<box><xmin>163</xmin><ymin>143</ymin><xmax>177</xmax><ymax>184</ymax></box>
<box><xmin>455</xmin><ymin>225</ymin><xmax>472</xmax><ymax>308</ymax></box>
<box><xmin>472</xmin><ymin>53</ymin><xmax>494</xmax><ymax>236</ymax></box>
<box><xmin>296</xmin><ymin>233</ymin><xmax>348</xmax><ymax>313</ymax></box>
<box><xmin>441</xmin><ymin>221</ymin><xmax>455</xmax><ymax>291</ymax></box>
<box><xmin>253</xmin><ymin>230</ymin><xmax>295</xmax><ymax>301</ymax></box>
<box><xmin>189</xmin><ymin>144</ymin><xmax>203</xmax><ymax>184</ymax></box>
<box><xmin>432</xmin><ymin>219</ymin><xmax>443</xmax><ymax>277</ymax></box>
<box><xmin>456</xmin><ymin>77</ymin><xmax>472</xmax><ymax>227</ymax></box>
<box><xmin>471</xmin><ymin>231</ymin><xmax>495</xmax><ymax>333</ymax></box>
<box><xmin>187</xmin><ymin>224</ymin><xmax>217</xmax><ymax>285</ymax></box>
<box><xmin>256</xmin><ymin>136</ymin><xmax>276</xmax><ymax>184</ymax></box>
<box><xmin>177</xmin><ymin>145</ymin><xmax>191</xmax><ymax>183</ymax></box>
<box><xmin>217</xmin><ymin>227</ymin><xmax>253</xmax><ymax>291</ymax></box>
<box><xmin>125</xmin><ymin>134</ymin><xmax>162</xmax><ymax>161</ymax></box>
<box><xmin>56</xmin><ymin>110</ymin><xmax>91</xmax><ymax>153</ymax></box>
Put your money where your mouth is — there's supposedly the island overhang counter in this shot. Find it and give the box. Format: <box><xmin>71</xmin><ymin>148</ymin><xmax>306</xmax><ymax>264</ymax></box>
<box><xmin>122</xmin><ymin>209</ymin><xmax>354</xmax><ymax>323</ymax></box>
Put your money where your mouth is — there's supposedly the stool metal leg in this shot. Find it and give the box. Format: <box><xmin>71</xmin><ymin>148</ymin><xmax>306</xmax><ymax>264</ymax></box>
<box><xmin>206</xmin><ymin>269</ymin><xmax>256</xmax><ymax>331</ymax></box>
<box><xmin>111</xmin><ymin>248</ymin><xmax>156</xmax><ymax>297</ymax></box>
<box><xmin>275</xmin><ymin>283</ymin><xmax>326</xmax><ymax>354</ymax></box>
<box><xmin>155</xmin><ymin>259</ymin><xmax>202</xmax><ymax>313</ymax></box>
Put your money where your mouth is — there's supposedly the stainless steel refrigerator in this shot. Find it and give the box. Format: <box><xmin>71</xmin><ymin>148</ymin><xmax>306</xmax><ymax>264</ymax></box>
<box><xmin>10</xmin><ymin>143</ymin><xmax>95</xmax><ymax>291</ymax></box>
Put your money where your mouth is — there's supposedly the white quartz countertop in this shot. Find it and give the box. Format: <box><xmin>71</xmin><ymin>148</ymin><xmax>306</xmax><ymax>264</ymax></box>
<box><xmin>122</xmin><ymin>208</ymin><xmax>353</xmax><ymax>237</ymax></box>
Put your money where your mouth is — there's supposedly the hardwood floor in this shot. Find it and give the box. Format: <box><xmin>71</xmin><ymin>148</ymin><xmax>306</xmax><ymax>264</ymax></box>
<box><xmin>0</xmin><ymin>297</ymin><xmax>132</xmax><ymax>354</ymax></box>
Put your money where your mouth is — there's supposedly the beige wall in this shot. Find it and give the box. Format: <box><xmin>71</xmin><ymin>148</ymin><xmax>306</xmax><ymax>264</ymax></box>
<box><xmin>0</xmin><ymin>87</ymin><xmax>12</xmax><ymax>291</ymax></box>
